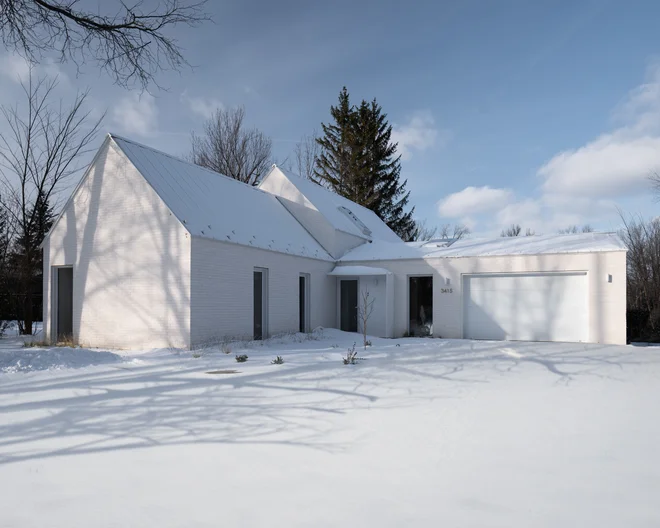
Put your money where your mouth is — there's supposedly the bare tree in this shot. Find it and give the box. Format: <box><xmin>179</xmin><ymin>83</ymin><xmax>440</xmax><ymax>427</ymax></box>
<box><xmin>294</xmin><ymin>132</ymin><xmax>319</xmax><ymax>180</ymax></box>
<box><xmin>651</xmin><ymin>172</ymin><xmax>660</xmax><ymax>199</ymax></box>
<box><xmin>358</xmin><ymin>289</ymin><xmax>375</xmax><ymax>350</ymax></box>
<box><xmin>500</xmin><ymin>224</ymin><xmax>535</xmax><ymax>237</ymax></box>
<box><xmin>0</xmin><ymin>0</ymin><xmax>209</xmax><ymax>88</ymax></box>
<box><xmin>412</xmin><ymin>219</ymin><xmax>437</xmax><ymax>241</ymax></box>
<box><xmin>190</xmin><ymin>107</ymin><xmax>273</xmax><ymax>185</ymax></box>
<box><xmin>620</xmin><ymin>214</ymin><xmax>660</xmax><ymax>341</ymax></box>
<box><xmin>559</xmin><ymin>224</ymin><xmax>594</xmax><ymax>234</ymax></box>
<box><xmin>412</xmin><ymin>219</ymin><xmax>470</xmax><ymax>242</ymax></box>
<box><xmin>439</xmin><ymin>223</ymin><xmax>471</xmax><ymax>241</ymax></box>
<box><xmin>0</xmin><ymin>70</ymin><xmax>103</xmax><ymax>334</ymax></box>
<box><xmin>501</xmin><ymin>224</ymin><xmax>522</xmax><ymax>237</ymax></box>
<box><xmin>0</xmin><ymin>199</ymin><xmax>13</xmax><ymax>332</ymax></box>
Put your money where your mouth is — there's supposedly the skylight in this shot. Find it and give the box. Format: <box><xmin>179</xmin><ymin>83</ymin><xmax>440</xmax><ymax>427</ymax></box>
<box><xmin>337</xmin><ymin>206</ymin><xmax>372</xmax><ymax>236</ymax></box>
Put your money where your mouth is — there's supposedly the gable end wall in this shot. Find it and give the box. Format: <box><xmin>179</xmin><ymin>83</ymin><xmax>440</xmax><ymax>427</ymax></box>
<box><xmin>43</xmin><ymin>141</ymin><xmax>191</xmax><ymax>348</ymax></box>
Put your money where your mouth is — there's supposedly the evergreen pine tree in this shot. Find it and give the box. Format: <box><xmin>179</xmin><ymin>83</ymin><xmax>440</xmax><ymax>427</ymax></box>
<box><xmin>314</xmin><ymin>87</ymin><xmax>355</xmax><ymax>195</ymax></box>
<box><xmin>315</xmin><ymin>88</ymin><xmax>416</xmax><ymax>240</ymax></box>
<box><xmin>12</xmin><ymin>190</ymin><xmax>54</xmax><ymax>334</ymax></box>
<box><xmin>353</xmin><ymin>99</ymin><xmax>415</xmax><ymax>239</ymax></box>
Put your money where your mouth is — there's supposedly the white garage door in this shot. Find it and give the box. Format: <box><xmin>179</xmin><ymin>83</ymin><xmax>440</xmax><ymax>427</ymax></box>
<box><xmin>463</xmin><ymin>272</ymin><xmax>588</xmax><ymax>342</ymax></box>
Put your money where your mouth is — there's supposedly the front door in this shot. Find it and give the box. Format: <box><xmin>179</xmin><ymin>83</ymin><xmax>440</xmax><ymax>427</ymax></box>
<box><xmin>299</xmin><ymin>275</ymin><xmax>306</xmax><ymax>333</ymax></box>
<box><xmin>253</xmin><ymin>269</ymin><xmax>267</xmax><ymax>340</ymax></box>
<box><xmin>340</xmin><ymin>279</ymin><xmax>358</xmax><ymax>332</ymax></box>
<box><xmin>56</xmin><ymin>267</ymin><xmax>73</xmax><ymax>341</ymax></box>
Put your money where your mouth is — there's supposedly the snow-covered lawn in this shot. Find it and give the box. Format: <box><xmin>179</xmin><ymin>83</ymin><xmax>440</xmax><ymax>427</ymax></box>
<box><xmin>1</xmin><ymin>330</ymin><xmax>659</xmax><ymax>527</ymax></box>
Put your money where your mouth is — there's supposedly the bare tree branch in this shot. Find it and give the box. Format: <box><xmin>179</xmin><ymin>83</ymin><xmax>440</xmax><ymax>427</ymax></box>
<box><xmin>412</xmin><ymin>219</ymin><xmax>470</xmax><ymax>242</ymax></box>
<box><xmin>650</xmin><ymin>172</ymin><xmax>660</xmax><ymax>201</ymax></box>
<box><xmin>190</xmin><ymin>106</ymin><xmax>273</xmax><ymax>185</ymax></box>
<box><xmin>558</xmin><ymin>224</ymin><xmax>594</xmax><ymax>234</ymax></box>
<box><xmin>0</xmin><ymin>0</ymin><xmax>210</xmax><ymax>88</ymax></box>
<box><xmin>501</xmin><ymin>224</ymin><xmax>522</xmax><ymax>237</ymax></box>
<box><xmin>619</xmin><ymin>212</ymin><xmax>660</xmax><ymax>340</ymax></box>
<box><xmin>0</xmin><ymin>67</ymin><xmax>103</xmax><ymax>333</ymax></box>
<box><xmin>294</xmin><ymin>131</ymin><xmax>319</xmax><ymax>180</ymax></box>
<box><xmin>358</xmin><ymin>289</ymin><xmax>375</xmax><ymax>350</ymax></box>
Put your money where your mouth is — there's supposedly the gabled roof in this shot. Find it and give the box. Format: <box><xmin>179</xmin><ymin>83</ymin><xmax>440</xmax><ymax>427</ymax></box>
<box><xmin>340</xmin><ymin>232</ymin><xmax>627</xmax><ymax>261</ymax></box>
<box><xmin>110</xmin><ymin>135</ymin><xmax>332</xmax><ymax>261</ymax></box>
<box><xmin>260</xmin><ymin>168</ymin><xmax>402</xmax><ymax>244</ymax></box>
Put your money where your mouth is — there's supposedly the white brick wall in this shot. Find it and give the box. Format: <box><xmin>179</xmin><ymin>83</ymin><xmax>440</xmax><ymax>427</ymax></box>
<box><xmin>340</xmin><ymin>251</ymin><xmax>627</xmax><ymax>345</ymax></box>
<box><xmin>43</xmin><ymin>139</ymin><xmax>191</xmax><ymax>349</ymax></box>
<box><xmin>191</xmin><ymin>236</ymin><xmax>336</xmax><ymax>345</ymax></box>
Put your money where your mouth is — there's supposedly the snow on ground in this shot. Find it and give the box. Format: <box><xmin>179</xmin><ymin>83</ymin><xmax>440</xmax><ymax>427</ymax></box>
<box><xmin>0</xmin><ymin>329</ymin><xmax>659</xmax><ymax>527</ymax></box>
<box><xmin>0</xmin><ymin>346</ymin><xmax>122</xmax><ymax>373</ymax></box>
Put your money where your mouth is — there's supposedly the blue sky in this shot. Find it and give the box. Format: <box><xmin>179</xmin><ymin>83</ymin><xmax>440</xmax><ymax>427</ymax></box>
<box><xmin>1</xmin><ymin>0</ymin><xmax>659</xmax><ymax>236</ymax></box>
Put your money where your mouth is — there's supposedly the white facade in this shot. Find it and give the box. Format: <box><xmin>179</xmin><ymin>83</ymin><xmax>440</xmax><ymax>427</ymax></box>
<box><xmin>338</xmin><ymin>251</ymin><xmax>626</xmax><ymax>345</ymax></box>
<box><xmin>43</xmin><ymin>139</ymin><xmax>191</xmax><ymax>349</ymax></box>
<box><xmin>191</xmin><ymin>236</ymin><xmax>335</xmax><ymax>344</ymax></box>
<box><xmin>42</xmin><ymin>134</ymin><xmax>628</xmax><ymax>349</ymax></box>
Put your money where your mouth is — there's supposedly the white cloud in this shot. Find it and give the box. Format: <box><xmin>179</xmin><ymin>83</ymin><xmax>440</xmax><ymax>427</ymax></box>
<box><xmin>438</xmin><ymin>186</ymin><xmax>513</xmax><ymax>218</ymax></box>
<box><xmin>0</xmin><ymin>55</ymin><xmax>68</xmax><ymax>85</ymax></box>
<box><xmin>496</xmin><ymin>198</ymin><xmax>542</xmax><ymax>229</ymax></box>
<box><xmin>392</xmin><ymin>111</ymin><xmax>442</xmax><ymax>160</ymax></box>
<box><xmin>433</xmin><ymin>63</ymin><xmax>660</xmax><ymax>236</ymax></box>
<box><xmin>540</xmin><ymin>134</ymin><xmax>660</xmax><ymax>196</ymax></box>
<box><xmin>180</xmin><ymin>91</ymin><xmax>223</xmax><ymax>119</ymax></box>
<box><xmin>112</xmin><ymin>93</ymin><xmax>158</xmax><ymax>137</ymax></box>
<box><xmin>538</xmin><ymin>61</ymin><xmax>660</xmax><ymax>198</ymax></box>
<box><xmin>0</xmin><ymin>55</ymin><xmax>31</xmax><ymax>83</ymax></box>
<box><xmin>436</xmin><ymin>186</ymin><xmax>620</xmax><ymax>236</ymax></box>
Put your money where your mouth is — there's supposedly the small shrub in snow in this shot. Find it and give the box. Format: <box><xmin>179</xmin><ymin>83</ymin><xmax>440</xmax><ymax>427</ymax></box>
<box><xmin>55</xmin><ymin>335</ymin><xmax>77</xmax><ymax>348</ymax></box>
<box><xmin>235</xmin><ymin>354</ymin><xmax>248</xmax><ymax>363</ymax></box>
<box><xmin>271</xmin><ymin>356</ymin><xmax>284</xmax><ymax>365</ymax></box>
<box><xmin>22</xmin><ymin>340</ymin><xmax>49</xmax><ymax>348</ymax></box>
<box><xmin>365</xmin><ymin>340</ymin><xmax>372</xmax><ymax>347</ymax></box>
<box><xmin>192</xmin><ymin>352</ymin><xmax>202</xmax><ymax>359</ymax></box>
<box><xmin>222</xmin><ymin>343</ymin><xmax>232</xmax><ymax>354</ymax></box>
<box><xmin>342</xmin><ymin>343</ymin><xmax>364</xmax><ymax>365</ymax></box>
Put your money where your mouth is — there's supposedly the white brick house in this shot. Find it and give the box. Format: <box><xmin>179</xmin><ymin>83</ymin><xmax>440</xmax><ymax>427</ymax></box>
<box><xmin>42</xmin><ymin>134</ymin><xmax>627</xmax><ymax>348</ymax></box>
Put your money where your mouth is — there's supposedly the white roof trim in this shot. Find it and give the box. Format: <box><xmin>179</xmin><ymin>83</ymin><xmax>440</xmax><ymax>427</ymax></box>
<box><xmin>340</xmin><ymin>232</ymin><xmax>627</xmax><ymax>262</ymax></box>
<box><xmin>329</xmin><ymin>265</ymin><xmax>392</xmax><ymax>276</ymax></box>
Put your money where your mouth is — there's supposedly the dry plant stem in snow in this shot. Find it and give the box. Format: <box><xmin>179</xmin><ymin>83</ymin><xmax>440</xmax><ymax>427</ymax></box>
<box><xmin>358</xmin><ymin>289</ymin><xmax>375</xmax><ymax>349</ymax></box>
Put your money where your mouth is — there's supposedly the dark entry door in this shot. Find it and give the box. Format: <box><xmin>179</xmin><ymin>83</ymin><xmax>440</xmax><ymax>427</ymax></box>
<box><xmin>57</xmin><ymin>267</ymin><xmax>73</xmax><ymax>340</ymax></box>
<box><xmin>340</xmin><ymin>280</ymin><xmax>358</xmax><ymax>332</ymax></box>
<box><xmin>299</xmin><ymin>275</ymin><xmax>306</xmax><ymax>333</ymax></box>
<box><xmin>254</xmin><ymin>270</ymin><xmax>263</xmax><ymax>340</ymax></box>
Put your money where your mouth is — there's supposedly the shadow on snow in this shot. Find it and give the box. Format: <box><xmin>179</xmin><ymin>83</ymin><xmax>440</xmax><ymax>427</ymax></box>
<box><xmin>0</xmin><ymin>336</ymin><xmax>638</xmax><ymax>466</ymax></box>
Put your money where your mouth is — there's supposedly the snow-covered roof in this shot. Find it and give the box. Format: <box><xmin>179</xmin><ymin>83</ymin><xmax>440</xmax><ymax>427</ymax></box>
<box><xmin>340</xmin><ymin>232</ymin><xmax>627</xmax><ymax>262</ymax></box>
<box><xmin>268</xmin><ymin>170</ymin><xmax>402</xmax><ymax>243</ymax></box>
<box><xmin>110</xmin><ymin>135</ymin><xmax>332</xmax><ymax>261</ymax></box>
<box><xmin>329</xmin><ymin>265</ymin><xmax>392</xmax><ymax>276</ymax></box>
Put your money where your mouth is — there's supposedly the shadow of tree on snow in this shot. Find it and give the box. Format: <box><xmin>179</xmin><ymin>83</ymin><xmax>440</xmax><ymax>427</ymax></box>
<box><xmin>0</xmin><ymin>338</ymin><xmax>641</xmax><ymax>465</ymax></box>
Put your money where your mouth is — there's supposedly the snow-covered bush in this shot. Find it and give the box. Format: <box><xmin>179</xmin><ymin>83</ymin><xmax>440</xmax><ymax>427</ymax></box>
<box><xmin>271</xmin><ymin>356</ymin><xmax>284</xmax><ymax>365</ymax></box>
<box><xmin>235</xmin><ymin>354</ymin><xmax>248</xmax><ymax>363</ymax></box>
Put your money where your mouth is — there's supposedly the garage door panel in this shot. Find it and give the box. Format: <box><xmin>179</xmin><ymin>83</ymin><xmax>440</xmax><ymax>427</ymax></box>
<box><xmin>463</xmin><ymin>272</ymin><xmax>588</xmax><ymax>342</ymax></box>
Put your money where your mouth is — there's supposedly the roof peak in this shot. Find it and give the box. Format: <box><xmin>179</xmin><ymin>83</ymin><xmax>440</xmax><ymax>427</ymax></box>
<box><xmin>109</xmin><ymin>133</ymin><xmax>266</xmax><ymax>190</ymax></box>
